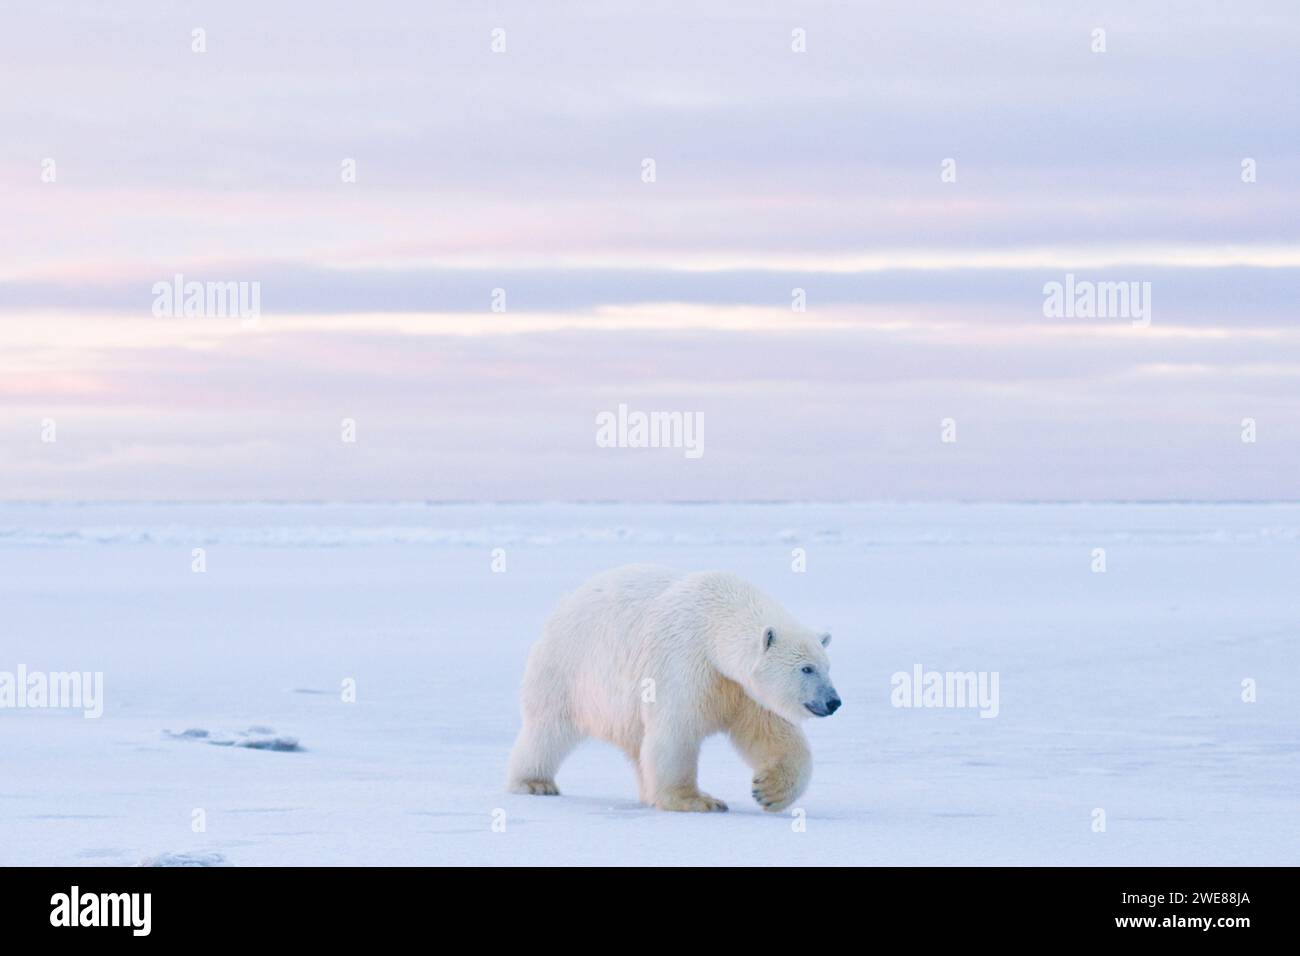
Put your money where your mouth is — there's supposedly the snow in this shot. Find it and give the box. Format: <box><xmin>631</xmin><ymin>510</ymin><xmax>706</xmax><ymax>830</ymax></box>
<box><xmin>1</xmin><ymin>501</ymin><xmax>1296</xmax><ymax>866</ymax></box>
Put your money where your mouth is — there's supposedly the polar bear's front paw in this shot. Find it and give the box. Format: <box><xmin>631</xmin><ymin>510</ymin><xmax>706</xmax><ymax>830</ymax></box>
<box><xmin>656</xmin><ymin>790</ymin><xmax>729</xmax><ymax>813</ymax></box>
<box><xmin>511</xmin><ymin>779</ymin><xmax>560</xmax><ymax>795</ymax></box>
<box><xmin>752</xmin><ymin>766</ymin><xmax>802</xmax><ymax>812</ymax></box>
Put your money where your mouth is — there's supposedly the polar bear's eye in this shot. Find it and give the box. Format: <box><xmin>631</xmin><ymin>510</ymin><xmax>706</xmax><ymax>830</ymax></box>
<box><xmin>801</xmin><ymin>665</ymin><xmax>815</xmax><ymax>675</ymax></box>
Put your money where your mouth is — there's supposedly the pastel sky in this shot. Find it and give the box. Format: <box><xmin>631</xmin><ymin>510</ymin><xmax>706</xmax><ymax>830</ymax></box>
<box><xmin>2</xmin><ymin>1</ymin><xmax>1297</xmax><ymax>501</ymax></box>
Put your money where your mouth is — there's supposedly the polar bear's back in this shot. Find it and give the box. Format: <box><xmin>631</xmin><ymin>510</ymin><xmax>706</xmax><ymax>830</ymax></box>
<box><xmin>541</xmin><ymin>563</ymin><xmax>684</xmax><ymax>667</ymax></box>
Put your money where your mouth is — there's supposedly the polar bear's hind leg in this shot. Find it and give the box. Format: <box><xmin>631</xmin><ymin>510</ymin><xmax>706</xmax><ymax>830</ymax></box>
<box><xmin>507</xmin><ymin>715</ymin><xmax>581</xmax><ymax>796</ymax></box>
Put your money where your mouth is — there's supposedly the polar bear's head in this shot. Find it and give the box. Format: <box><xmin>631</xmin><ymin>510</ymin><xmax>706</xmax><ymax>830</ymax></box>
<box><xmin>751</xmin><ymin>626</ymin><xmax>840</xmax><ymax>723</ymax></box>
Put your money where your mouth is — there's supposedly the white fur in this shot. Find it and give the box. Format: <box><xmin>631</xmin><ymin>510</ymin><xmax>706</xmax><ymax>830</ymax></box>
<box><xmin>507</xmin><ymin>564</ymin><xmax>838</xmax><ymax>812</ymax></box>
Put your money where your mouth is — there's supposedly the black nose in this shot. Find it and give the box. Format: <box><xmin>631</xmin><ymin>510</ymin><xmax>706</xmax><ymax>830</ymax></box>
<box><xmin>826</xmin><ymin>697</ymin><xmax>841</xmax><ymax>714</ymax></box>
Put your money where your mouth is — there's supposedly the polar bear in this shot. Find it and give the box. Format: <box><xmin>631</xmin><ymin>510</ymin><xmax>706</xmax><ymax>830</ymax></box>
<box><xmin>506</xmin><ymin>565</ymin><xmax>840</xmax><ymax>812</ymax></box>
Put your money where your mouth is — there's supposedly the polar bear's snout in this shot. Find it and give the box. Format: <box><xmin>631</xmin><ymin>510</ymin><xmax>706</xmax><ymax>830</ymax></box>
<box><xmin>804</xmin><ymin>684</ymin><xmax>842</xmax><ymax>717</ymax></box>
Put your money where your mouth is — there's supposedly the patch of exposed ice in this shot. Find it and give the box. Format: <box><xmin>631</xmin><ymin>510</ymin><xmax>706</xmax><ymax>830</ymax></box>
<box><xmin>138</xmin><ymin>851</ymin><xmax>229</xmax><ymax>867</ymax></box>
<box><xmin>165</xmin><ymin>727</ymin><xmax>302</xmax><ymax>752</ymax></box>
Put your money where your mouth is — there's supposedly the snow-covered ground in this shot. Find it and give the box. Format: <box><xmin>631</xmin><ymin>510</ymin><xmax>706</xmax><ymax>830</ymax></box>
<box><xmin>1</xmin><ymin>502</ymin><xmax>1296</xmax><ymax>866</ymax></box>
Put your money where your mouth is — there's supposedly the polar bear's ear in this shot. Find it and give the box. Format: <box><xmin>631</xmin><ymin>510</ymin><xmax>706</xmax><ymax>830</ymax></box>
<box><xmin>819</xmin><ymin>633</ymin><xmax>832</xmax><ymax>648</ymax></box>
<box><xmin>762</xmin><ymin>627</ymin><xmax>776</xmax><ymax>651</ymax></box>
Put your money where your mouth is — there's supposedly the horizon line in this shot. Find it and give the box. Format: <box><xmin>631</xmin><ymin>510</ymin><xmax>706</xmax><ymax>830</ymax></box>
<box><xmin>2</xmin><ymin>498</ymin><xmax>1298</xmax><ymax>507</ymax></box>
